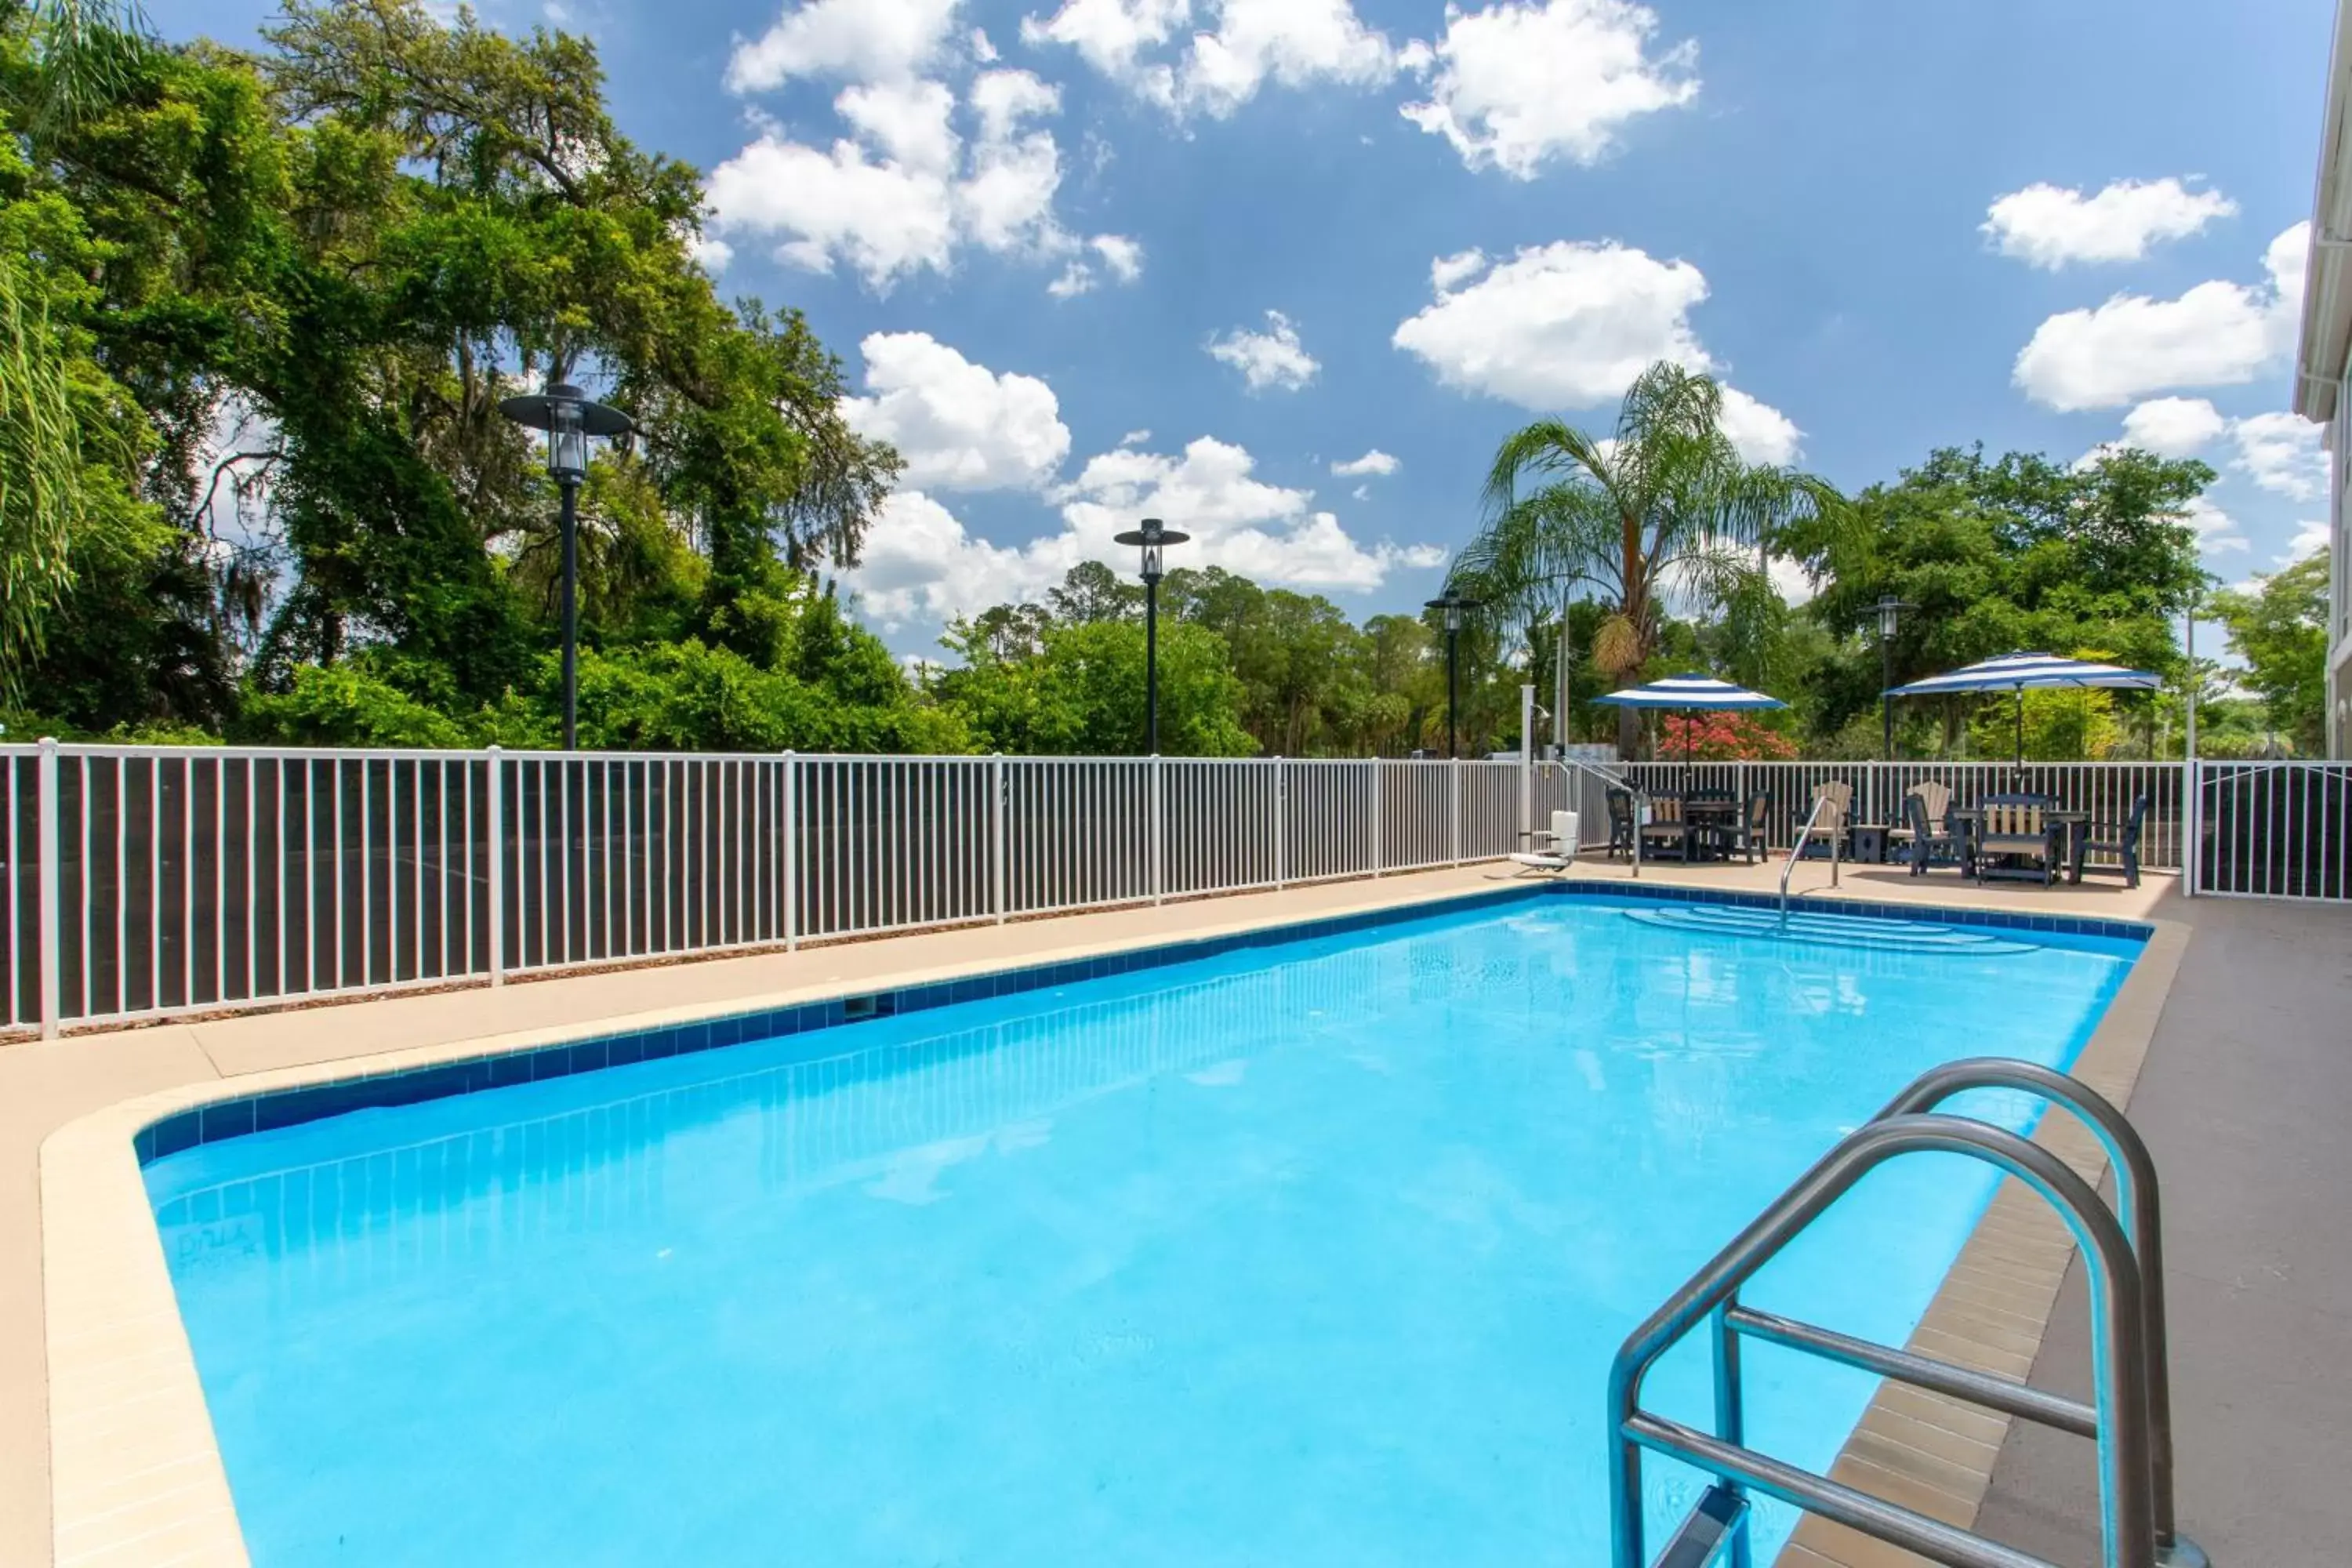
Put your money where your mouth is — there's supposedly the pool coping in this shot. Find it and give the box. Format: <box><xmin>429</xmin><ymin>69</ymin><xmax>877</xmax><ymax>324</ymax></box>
<box><xmin>37</xmin><ymin>878</ymin><xmax>2180</xmax><ymax>1567</ymax></box>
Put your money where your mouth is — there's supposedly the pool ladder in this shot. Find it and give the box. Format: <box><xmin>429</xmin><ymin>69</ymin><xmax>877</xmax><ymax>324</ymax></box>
<box><xmin>1608</xmin><ymin>1058</ymin><xmax>2209</xmax><ymax>1568</ymax></box>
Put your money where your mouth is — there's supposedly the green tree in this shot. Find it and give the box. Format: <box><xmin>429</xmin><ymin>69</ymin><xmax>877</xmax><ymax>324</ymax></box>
<box><xmin>1783</xmin><ymin>446</ymin><xmax>2206</xmax><ymax>754</ymax></box>
<box><xmin>0</xmin><ymin>0</ymin><xmax>931</xmax><ymax>750</ymax></box>
<box><xmin>1450</xmin><ymin>361</ymin><xmax>1838</xmax><ymax>754</ymax></box>
<box><xmin>935</xmin><ymin>615</ymin><xmax>1251</xmax><ymax>757</ymax></box>
<box><xmin>2209</xmin><ymin>550</ymin><xmax>2329</xmax><ymax>757</ymax></box>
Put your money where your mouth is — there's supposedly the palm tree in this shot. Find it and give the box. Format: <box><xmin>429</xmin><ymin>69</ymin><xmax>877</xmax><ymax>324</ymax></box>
<box><xmin>1448</xmin><ymin>362</ymin><xmax>1839</xmax><ymax>756</ymax></box>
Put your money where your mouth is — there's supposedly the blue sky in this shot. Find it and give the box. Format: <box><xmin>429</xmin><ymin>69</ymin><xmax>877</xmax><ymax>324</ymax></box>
<box><xmin>169</xmin><ymin>0</ymin><xmax>2338</xmax><ymax>659</ymax></box>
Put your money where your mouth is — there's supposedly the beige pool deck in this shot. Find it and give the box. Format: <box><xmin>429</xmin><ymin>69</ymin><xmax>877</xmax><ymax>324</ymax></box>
<box><xmin>4</xmin><ymin>851</ymin><xmax>2314</xmax><ymax>1567</ymax></box>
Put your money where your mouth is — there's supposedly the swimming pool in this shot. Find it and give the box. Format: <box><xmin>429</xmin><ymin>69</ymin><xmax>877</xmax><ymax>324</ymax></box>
<box><xmin>143</xmin><ymin>891</ymin><xmax>2140</xmax><ymax>1566</ymax></box>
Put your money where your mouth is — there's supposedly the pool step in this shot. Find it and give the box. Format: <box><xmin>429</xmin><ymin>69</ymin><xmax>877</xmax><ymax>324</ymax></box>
<box><xmin>1624</xmin><ymin>903</ymin><xmax>2043</xmax><ymax>956</ymax></box>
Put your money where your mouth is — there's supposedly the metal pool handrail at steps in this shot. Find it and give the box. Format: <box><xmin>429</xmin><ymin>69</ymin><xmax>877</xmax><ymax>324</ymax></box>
<box><xmin>1609</xmin><ymin>1059</ymin><xmax>2208</xmax><ymax>1568</ymax></box>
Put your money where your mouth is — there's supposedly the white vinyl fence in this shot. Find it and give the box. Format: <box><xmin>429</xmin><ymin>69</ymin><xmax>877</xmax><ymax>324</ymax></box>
<box><xmin>9</xmin><ymin>742</ymin><xmax>2335</xmax><ymax>1038</ymax></box>
<box><xmin>0</xmin><ymin>743</ymin><xmax>1580</xmax><ymax>1037</ymax></box>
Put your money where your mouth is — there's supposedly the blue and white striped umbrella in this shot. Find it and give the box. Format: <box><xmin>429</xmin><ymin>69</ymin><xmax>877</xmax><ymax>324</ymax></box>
<box><xmin>1590</xmin><ymin>673</ymin><xmax>1788</xmax><ymax>711</ymax></box>
<box><xmin>1886</xmin><ymin>652</ymin><xmax>2160</xmax><ymax>765</ymax></box>
<box><xmin>1592</xmin><ymin>674</ymin><xmax>1786</xmax><ymax>775</ymax></box>
<box><xmin>1884</xmin><ymin>652</ymin><xmax>2159</xmax><ymax>698</ymax></box>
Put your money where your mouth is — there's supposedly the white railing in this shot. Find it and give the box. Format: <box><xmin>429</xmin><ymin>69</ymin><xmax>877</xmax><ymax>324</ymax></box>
<box><xmin>1614</xmin><ymin>760</ymin><xmax>2190</xmax><ymax>871</ymax></box>
<box><xmin>0</xmin><ymin>742</ymin><xmax>1548</xmax><ymax>1037</ymax></box>
<box><xmin>2189</xmin><ymin>759</ymin><xmax>2352</xmax><ymax>901</ymax></box>
<box><xmin>16</xmin><ymin>743</ymin><xmax>2336</xmax><ymax>1036</ymax></box>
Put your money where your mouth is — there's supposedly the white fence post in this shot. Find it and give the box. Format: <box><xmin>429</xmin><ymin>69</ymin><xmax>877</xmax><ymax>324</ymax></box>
<box><xmin>1519</xmin><ymin>683</ymin><xmax>1534</xmax><ymax>838</ymax></box>
<box><xmin>991</xmin><ymin>753</ymin><xmax>1007</xmax><ymax>923</ymax></box>
<box><xmin>36</xmin><ymin>738</ymin><xmax>60</xmax><ymax>1039</ymax></box>
<box><xmin>1150</xmin><ymin>755</ymin><xmax>1165</xmax><ymax>906</ymax></box>
<box><xmin>1272</xmin><ymin>757</ymin><xmax>1287</xmax><ymax>888</ymax></box>
<box><xmin>1449</xmin><ymin>757</ymin><xmax>1461</xmax><ymax>866</ymax></box>
<box><xmin>2182</xmin><ymin>756</ymin><xmax>2198</xmax><ymax>898</ymax></box>
<box><xmin>782</xmin><ymin>750</ymin><xmax>800</xmax><ymax>948</ymax></box>
<box><xmin>1370</xmin><ymin>759</ymin><xmax>1384</xmax><ymax>877</ymax></box>
<box><xmin>485</xmin><ymin>746</ymin><xmax>504</xmax><ymax>985</ymax></box>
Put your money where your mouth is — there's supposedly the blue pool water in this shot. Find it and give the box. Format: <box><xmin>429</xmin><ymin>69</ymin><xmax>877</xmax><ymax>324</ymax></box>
<box><xmin>146</xmin><ymin>895</ymin><xmax>2137</xmax><ymax>1566</ymax></box>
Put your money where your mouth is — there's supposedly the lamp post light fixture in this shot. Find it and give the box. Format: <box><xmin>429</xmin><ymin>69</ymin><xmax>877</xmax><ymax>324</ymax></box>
<box><xmin>1872</xmin><ymin>593</ymin><xmax>1915</xmax><ymax>761</ymax></box>
<box><xmin>1113</xmin><ymin>517</ymin><xmax>1190</xmax><ymax>755</ymax></box>
<box><xmin>1425</xmin><ymin>592</ymin><xmax>1481</xmax><ymax>759</ymax></box>
<box><xmin>499</xmin><ymin>380</ymin><xmax>636</xmax><ymax>751</ymax></box>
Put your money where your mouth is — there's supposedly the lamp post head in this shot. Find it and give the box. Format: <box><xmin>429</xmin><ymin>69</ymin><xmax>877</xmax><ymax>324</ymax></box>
<box><xmin>1872</xmin><ymin>593</ymin><xmax>1915</xmax><ymax>641</ymax></box>
<box><xmin>1425</xmin><ymin>591</ymin><xmax>1480</xmax><ymax>633</ymax></box>
<box><xmin>1113</xmin><ymin>517</ymin><xmax>1190</xmax><ymax>585</ymax></box>
<box><xmin>498</xmin><ymin>379</ymin><xmax>636</xmax><ymax>486</ymax></box>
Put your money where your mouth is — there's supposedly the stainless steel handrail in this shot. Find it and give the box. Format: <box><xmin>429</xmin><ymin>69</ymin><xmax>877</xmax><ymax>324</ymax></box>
<box><xmin>1779</xmin><ymin>794</ymin><xmax>1840</xmax><ymax>919</ymax></box>
<box><xmin>1877</xmin><ymin>1060</ymin><xmax>2205</xmax><ymax>1568</ymax></box>
<box><xmin>1607</xmin><ymin>1113</ymin><xmax>2156</xmax><ymax>1568</ymax></box>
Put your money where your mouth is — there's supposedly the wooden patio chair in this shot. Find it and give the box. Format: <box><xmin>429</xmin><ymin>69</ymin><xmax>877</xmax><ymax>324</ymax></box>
<box><xmin>2071</xmin><ymin>795</ymin><xmax>2151</xmax><ymax>888</ymax></box>
<box><xmin>1976</xmin><ymin>793</ymin><xmax>2061</xmax><ymax>886</ymax></box>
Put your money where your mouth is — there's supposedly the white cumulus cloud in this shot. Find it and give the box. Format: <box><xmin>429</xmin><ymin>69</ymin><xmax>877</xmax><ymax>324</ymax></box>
<box><xmin>1717</xmin><ymin>388</ymin><xmax>1801</xmax><ymax>466</ymax></box>
<box><xmin>1390</xmin><ymin>239</ymin><xmax>1800</xmax><ymax>459</ymax></box>
<box><xmin>1331</xmin><ymin>448</ymin><xmax>1399</xmax><ymax>477</ymax></box>
<box><xmin>1394</xmin><ymin>239</ymin><xmax>1708</xmax><ymax>405</ymax></box>
<box><xmin>1431</xmin><ymin>247</ymin><xmax>1490</xmax><ymax>292</ymax></box>
<box><xmin>839</xmin><ymin>332</ymin><xmax>1072</xmax><ymax>492</ymax></box>
<box><xmin>1982</xmin><ymin>177</ymin><xmax>2237</xmax><ymax>269</ymax></box>
<box><xmin>846</xmin><ymin>434</ymin><xmax>1447</xmax><ymax>637</ymax></box>
<box><xmin>2281</xmin><ymin>519</ymin><xmax>2329</xmax><ymax>563</ymax></box>
<box><xmin>848</xmin><ymin>489</ymin><xmax>1078</xmax><ymax>631</ymax></box>
<box><xmin>2228</xmin><ymin>411</ymin><xmax>2328</xmax><ymax>500</ymax></box>
<box><xmin>1048</xmin><ymin>232</ymin><xmax>1148</xmax><ymax>297</ymax></box>
<box><xmin>2012</xmin><ymin>222</ymin><xmax>2308</xmax><ymax>410</ymax></box>
<box><xmin>1054</xmin><ymin>437</ymin><xmax>1443</xmax><ymax>588</ymax></box>
<box><xmin>2182</xmin><ymin>495</ymin><xmax>2249</xmax><ymax>556</ymax></box>
<box><xmin>708</xmin><ymin>62</ymin><xmax>1139</xmax><ymax>296</ymax></box>
<box><xmin>726</xmin><ymin>0</ymin><xmax>963</xmax><ymax>91</ymax></box>
<box><xmin>1022</xmin><ymin>0</ymin><xmax>1408</xmax><ymax>117</ymax></box>
<box><xmin>2120</xmin><ymin>396</ymin><xmax>2228</xmax><ymax>456</ymax></box>
<box><xmin>1208</xmin><ymin>310</ymin><xmax>1321</xmax><ymax>391</ymax></box>
<box><xmin>1400</xmin><ymin>0</ymin><xmax>1698</xmax><ymax>179</ymax></box>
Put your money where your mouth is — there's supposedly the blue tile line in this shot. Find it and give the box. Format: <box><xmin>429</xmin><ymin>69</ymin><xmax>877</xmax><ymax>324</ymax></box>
<box><xmin>132</xmin><ymin>879</ymin><xmax>2152</xmax><ymax>1164</ymax></box>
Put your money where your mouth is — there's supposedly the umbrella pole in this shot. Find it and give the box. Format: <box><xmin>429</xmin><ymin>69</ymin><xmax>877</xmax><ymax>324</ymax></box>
<box><xmin>2013</xmin><ymin>687</ymin><xmax>2024</xmax><ymax>776</ymax></box>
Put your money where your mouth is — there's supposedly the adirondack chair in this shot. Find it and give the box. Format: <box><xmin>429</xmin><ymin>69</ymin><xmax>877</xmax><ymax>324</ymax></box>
<box><xmin>1975</xmin><ymin>793</ymin><xmax>2061</xmax><ymax>886</ymax></box>
<box><xmin>1889</xmin><ymin>781</ymin><xmax>1958</xmax><ymax>873</ymax></box>
<box><xmin>2072</xmin><ymin>794</ymin><xmax>2151</xmax><ymax>887</ymax></box>
<box><xmin>1797</xmin><ymin>780</ymin><xmax>1851</xmax><ymax>857</ymax></box>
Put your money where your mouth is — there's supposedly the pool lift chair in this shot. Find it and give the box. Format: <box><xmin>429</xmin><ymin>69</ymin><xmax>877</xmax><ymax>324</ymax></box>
<box><xmin>1505</xmin><ymin>810</ymin><xmax>1579</xmax><ymax>877</ymax></box>
<box><xmin>1607</xmin><ymin>1057</ymin><xmax>2206</xmax><ymax>1568</ymax></box>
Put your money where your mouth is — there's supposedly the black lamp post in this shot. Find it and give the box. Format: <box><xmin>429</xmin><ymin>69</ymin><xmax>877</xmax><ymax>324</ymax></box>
<box><xmin>1872</xmin><ymin>593</ymin><xmax>1915</xmax><ymax>760</ymax></box>
<box><xmin>499</xmin><ymin>380</ymin><xmax>635</xmax><ymax>750</ymax></box>
<box><xmin>1113</xmin><ymin>517</ymin><xmax>1189</xmax><ymax>754</ymax></box>
<box><xmin>1425</xmin><ymin>592</ymin><xmax>1480</xmax><ymax>759</ymax></box>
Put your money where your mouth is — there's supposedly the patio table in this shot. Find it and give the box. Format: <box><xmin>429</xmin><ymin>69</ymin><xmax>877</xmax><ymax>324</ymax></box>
<box><xmin>1679</xmin><ymin>797</ymin><xmax>1740</xmax><ymax>862</ymax></box>
<box><xmin>1950</xmin><ymin>806</ymin><xmax>2089</xmax><ymax>884</ymax></box>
